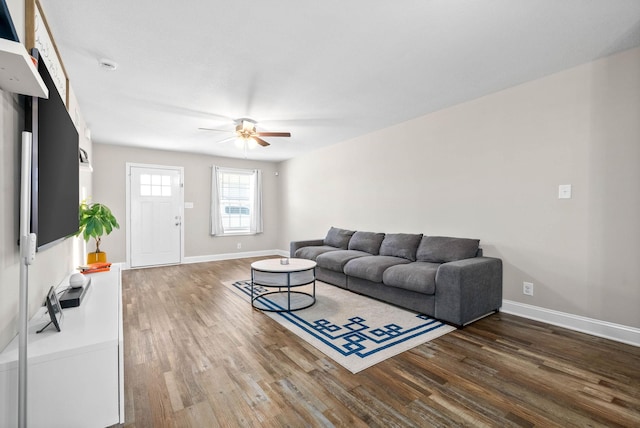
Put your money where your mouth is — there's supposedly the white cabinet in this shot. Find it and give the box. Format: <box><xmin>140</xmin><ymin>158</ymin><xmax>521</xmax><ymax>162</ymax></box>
<box><xmin>0</xmin><ymin>266</ymin><xmax>124</xmax><ymax>427</ymax></box>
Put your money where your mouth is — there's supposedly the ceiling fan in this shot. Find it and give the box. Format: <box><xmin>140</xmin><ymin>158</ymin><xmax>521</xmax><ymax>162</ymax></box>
<box><xmin>199</xmin><ymin>118</ymin><xmax>291</xmax><ymax>147</ymax></box>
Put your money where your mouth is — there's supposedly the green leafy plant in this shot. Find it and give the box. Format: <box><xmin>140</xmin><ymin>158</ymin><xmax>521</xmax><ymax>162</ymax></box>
<box><xmin>76</xmin><ymin>201</ymin><xmax>120</xmax><ymax>253</ymax></box>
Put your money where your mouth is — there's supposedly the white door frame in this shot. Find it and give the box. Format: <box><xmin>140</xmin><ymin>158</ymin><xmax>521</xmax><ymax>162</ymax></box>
<box><xmin>125</xmin><ymin>162</ymin><xmax>185</xmax><ymax>269</ymax></box>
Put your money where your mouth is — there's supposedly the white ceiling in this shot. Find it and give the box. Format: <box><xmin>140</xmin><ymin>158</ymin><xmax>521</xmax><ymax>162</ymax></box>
<box><xmin>39</xmin><ymin>0</ymin><xmax>640</xmax><ymax>162</ymax></box>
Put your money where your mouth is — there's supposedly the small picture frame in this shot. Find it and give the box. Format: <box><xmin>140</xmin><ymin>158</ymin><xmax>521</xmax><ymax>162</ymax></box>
<box><xmin>39</xmin><ymin>286</ymin><xmax>63</xmax><ymax>333</ymax></box>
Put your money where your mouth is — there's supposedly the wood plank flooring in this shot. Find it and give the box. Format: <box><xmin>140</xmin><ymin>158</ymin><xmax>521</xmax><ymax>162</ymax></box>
<box><xmin>115</xmin><ymin>257</ymin><xmax>640</xmax><ymax>427</ymax></box>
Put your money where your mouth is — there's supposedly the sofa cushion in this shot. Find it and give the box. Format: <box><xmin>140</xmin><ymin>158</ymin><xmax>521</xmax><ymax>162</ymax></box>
<box><xmin>382</xmin><ymin>262</ymin><xmax>440</xmax><ymax>295</ymax></box>
<box><xmin>416</xmin><ymin>236</ymin><xmax>480</xmax><ymax>263</ymax></box>
<box><xmin>348</xmin><ymin>231</ymin><xmax>385</xmax><ymax>255</ymax></box>
<box><xmin>324</xmin><ymin>227</ymin><xmax>355</xmax><ymax>249</ymax></box>
<box><xmin>378</xmin><ymin>233</ymin><xmax>423</xmax><ymax>261</ymax></box>
<box><xmin>344</xmin><ymin>256</ymin><xmax>411</xmax><ymax>283</ymax></box>
<box><xmin>316</xmin><ymin>250</ymin><xmax>371</xmax><ymax>272</ymax></box>
<box><xmin>294</xmin><ymin>245</ymin><xmax>340</xmax><ymax>261</ymax></box>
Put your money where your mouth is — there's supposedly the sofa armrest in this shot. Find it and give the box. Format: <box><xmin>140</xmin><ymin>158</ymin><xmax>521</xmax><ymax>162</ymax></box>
<box><xmin>434</xmin><ymin>257</ymin><xmax>503</xmax><ymax>327</ymax></box>
<box><xmin>290</xmin><ymin>239</ymin><xmax>324</xmax><ymax>257</ymax></box>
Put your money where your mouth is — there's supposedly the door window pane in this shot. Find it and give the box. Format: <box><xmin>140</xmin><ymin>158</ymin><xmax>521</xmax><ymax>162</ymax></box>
<box><xmin>140</xmin><ymin>174</ymin><xmax>172</xmax><ymax>197</ymax></box>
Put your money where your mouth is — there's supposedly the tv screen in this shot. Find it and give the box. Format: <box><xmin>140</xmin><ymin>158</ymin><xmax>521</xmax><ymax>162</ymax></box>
<box><xmin>27</xmin><ymin>49</ymin><xmax>79</xmax><ymax>251</ymax></box>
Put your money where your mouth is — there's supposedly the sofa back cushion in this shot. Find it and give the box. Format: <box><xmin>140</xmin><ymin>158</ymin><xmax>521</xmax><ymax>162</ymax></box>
<box><xmin>379</xmin><ymin>233</ymin><xmax>423</xmax><ymax>261</ymax></box>
<box><xmin>416</xmin><ymin>236</ymin><xmax>480</xmax><ymax>263</ymax></box>
<box><xmin>348</xmin><ymin>231</ymin><xmax>385</xmax><ymax>255</ymax></box>
<box><xmin>324</xmin><ymin>227</ymin><xmax>355</xmax><ymax>249</ymax></box>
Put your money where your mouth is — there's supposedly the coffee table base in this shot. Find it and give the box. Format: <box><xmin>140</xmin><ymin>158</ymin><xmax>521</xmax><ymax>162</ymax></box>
<box><xmin>251</xmin><ymin>290</ymin><xmax>316</xmax><ymax>312</ymax></box>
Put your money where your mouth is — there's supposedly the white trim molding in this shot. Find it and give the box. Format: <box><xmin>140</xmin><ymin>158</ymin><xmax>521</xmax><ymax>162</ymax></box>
<box><xmin>182</xmin><ymin>249</ymin><xmax>288</xmax><ymax>265</ymax></box>
<box><xmin>501</xmin><ymin>300</ymin><xmax>640</xmax><ymax>347</ymax></box>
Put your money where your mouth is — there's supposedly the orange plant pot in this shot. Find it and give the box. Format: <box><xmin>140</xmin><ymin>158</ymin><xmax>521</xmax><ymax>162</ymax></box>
<box><xmin>87</xmin><ymin>251</ymin><xmax>108</xmax><ymax>264</ymax></box>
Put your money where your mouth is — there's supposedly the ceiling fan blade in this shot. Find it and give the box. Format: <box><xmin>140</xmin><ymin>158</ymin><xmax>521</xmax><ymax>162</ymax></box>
<box><xmin>216</xmin><ymin>136</ymin><xmax>236</xmax><ymax>144</ymax></box>
<box><xmin>253</xmin><ymin>137</ymin><xmax>270</xmax><ymax>147</ymax></box>
<box><xmin>199</xmin><ymin>127</ymin><xmax>232</xmax><ymax>132</ymax></box>
<box><xmin>256</xmin><ymin>132</ymin><xmax>291</xmax><ymax>137</ymax></box>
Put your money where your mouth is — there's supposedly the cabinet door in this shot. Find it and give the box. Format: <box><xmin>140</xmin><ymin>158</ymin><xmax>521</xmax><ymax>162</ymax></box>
<box><xmin>28</xmin><ymin>347</ymin><xmax>120</xmax><ymax>428</ymax></box>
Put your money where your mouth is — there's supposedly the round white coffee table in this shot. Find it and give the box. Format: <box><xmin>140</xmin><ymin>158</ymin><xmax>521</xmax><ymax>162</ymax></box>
<box><xmin>250</xmin><ymin>258</ymin><xmax>317</xmax><ymax>312</ymax></box>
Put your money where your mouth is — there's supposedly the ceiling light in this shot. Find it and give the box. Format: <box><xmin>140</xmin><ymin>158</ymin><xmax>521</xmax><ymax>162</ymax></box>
<box><xmin>235</xmin><ymin>137</ymin><xmax>258</xmax><ymax>150</ymax></box>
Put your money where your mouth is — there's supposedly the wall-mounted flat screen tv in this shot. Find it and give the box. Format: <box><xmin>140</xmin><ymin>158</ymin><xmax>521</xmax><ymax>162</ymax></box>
<box><xmin>26</xmin><ymin>49</ymin><xmax>79</xmax><ymax>251</ymax></box>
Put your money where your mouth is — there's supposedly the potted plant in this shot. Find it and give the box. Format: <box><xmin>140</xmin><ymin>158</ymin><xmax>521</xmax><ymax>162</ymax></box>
<box><xmin>76</xmin><ymin>200</ymin><xmax>120</xmax><ymax>264</ymax></box>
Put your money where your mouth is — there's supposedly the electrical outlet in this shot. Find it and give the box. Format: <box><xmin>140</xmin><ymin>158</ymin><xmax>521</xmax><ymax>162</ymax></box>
<box><xmin>523</xmin><ymin>282</ymin><xmax>534</xmax><ymax>296</ymax></box>
<box><xmin>237</xmin><ymin>243</ymin><xmax>242</xmax><ymax>250</ymax></box>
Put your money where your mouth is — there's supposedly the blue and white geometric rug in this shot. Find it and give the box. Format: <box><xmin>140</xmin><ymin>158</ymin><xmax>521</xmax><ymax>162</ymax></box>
<box><xmin>225</xmin><ymin>280</ymin><xmax>456</xmax><ymax>374</ymax></box>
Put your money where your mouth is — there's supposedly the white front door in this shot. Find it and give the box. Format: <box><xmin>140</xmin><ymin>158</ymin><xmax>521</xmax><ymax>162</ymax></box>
<box><xmin>129</xmin><ymin>165</ymin><xmax>183</xmax><ymax>268</ymax></box>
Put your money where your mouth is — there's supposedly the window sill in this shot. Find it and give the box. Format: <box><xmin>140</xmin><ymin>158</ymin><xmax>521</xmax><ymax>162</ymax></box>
<box><xmin>215</xmin><ymin>231</ymin><xmax>257</xmax><ymax>237</ymax></box>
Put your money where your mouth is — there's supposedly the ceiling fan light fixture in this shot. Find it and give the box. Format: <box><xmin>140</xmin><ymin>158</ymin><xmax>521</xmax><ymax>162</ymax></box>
<box><xmin>234</xmin><ymin>136</ymin><xmax>258</xmax><ymax>151</ymax></box>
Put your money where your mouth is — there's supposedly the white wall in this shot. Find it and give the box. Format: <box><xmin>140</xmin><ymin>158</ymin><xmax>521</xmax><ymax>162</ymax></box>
<box><xmin>91</xmin><ymin>144</ymin><xmax>282</xmax><ymax>263</ymax></box>
<box><xmin>279</xmin><ymin>47</ymin><xmax>640</xmax><ymax>329</ymax></box>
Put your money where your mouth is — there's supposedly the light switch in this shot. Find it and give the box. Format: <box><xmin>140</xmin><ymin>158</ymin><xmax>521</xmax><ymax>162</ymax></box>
<box><xmin>558</xmin><ymin>184</ymin><xmax>572</xmax><ymax>199</ymax></box>
<box><xmin>185</xmin><ymin>202</ymin><xmax>194</xmax><ymax>209</ymax></box>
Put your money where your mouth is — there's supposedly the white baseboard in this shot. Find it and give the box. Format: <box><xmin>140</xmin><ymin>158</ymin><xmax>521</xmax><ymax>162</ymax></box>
<box><xmin>182</xmin><ymin>249</ymin><xmax>288</xmax><ymax>264</ymax></box>
<box><xmin>501</xmin><ymin>300</ymin><xmax>640</xmax><ymax>347</ymax></box>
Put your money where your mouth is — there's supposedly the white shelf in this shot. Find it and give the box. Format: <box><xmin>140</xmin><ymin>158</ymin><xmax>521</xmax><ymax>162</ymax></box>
<box><xmin>0</xmin><ymin>38</ymin><xmax>48</xmax><ymax>98</ymax></box>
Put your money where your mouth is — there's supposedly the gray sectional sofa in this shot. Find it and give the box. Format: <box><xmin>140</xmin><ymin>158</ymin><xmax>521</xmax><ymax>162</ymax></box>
<box><xmin>290</xmin><ymin>227</ymin><xmax>503</xmax><ymax>327</ymax></box>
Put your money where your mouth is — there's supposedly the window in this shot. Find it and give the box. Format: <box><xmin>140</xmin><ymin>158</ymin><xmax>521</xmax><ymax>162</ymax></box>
<box><xmin>140</xmin><ymin>174</ymin><xmax>172</xmax><ymax>197</ymax></box>
<box><xmin>211</xmin><ymin>166</ymin><xmax>263</xmax><ymax>235</ymax></box>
